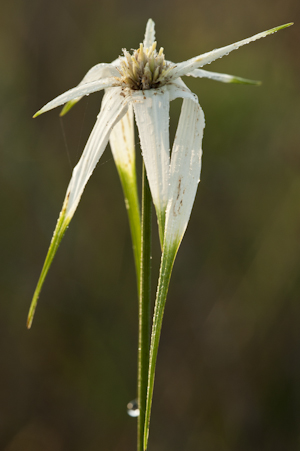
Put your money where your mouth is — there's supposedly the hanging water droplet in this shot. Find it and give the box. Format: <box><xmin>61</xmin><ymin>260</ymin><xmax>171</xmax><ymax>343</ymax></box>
<box><xmin>127</xmin><ymin>399</ymin><xmax>140</xmax><ymax>417</ymax></box>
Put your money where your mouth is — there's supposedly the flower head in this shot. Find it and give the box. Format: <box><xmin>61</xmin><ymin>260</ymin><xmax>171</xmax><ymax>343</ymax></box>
<box><xmin>28</xmin><ymin>19</ymin><xmax>293</xmax><ymax>328</ymax></box>
<box><xmin>118</xmin><ymin>43</ymin><xmax>172</xmax><ymax>90</ymax></box>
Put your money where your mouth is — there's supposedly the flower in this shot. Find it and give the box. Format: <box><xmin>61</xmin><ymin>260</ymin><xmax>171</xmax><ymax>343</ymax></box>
<box><xmin>27</xmin><ymin>19</ymin><xmax>292</xmax><ymax>328</ymax></box>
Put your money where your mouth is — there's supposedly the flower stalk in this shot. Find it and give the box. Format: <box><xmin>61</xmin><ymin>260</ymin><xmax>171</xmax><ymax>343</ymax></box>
<box><xmin>143</xmin><ymin>241</ymin><xmax>178</xmax><ymax>450</ymax></box>
<box><xmin>138</xmin><ymin>164</ymin><xmax>152</xmax><ymax>451</ymax></box>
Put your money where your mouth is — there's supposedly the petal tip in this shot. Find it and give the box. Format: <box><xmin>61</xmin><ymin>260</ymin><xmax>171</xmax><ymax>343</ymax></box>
<box><xmin>268</xmin><ymin>22</ymin><xmax>294</xmax><ymax>34</ymax></box>
<box><xmin>27</xmin><ymin>298</ymin><xmax>37</xmax><ymax>329</ymax></box>
<box><xmin>27</xmin><ymin>292</ymin><xmax>39</xmax><ymax>329</ymax></box>
<box><xmin>231</xmin><ymin>76</ymin><xmax>262</xmax><ymax>85</ymax></box>
<box><xmin>60</xmin><ymin>100</ymin><xmax>77</xmax><ymax>117</ymax></box>
<box><xmin>144</xmin><ymin>18</ymin><xmax>156</xmax><ymax>48</ymax></box>
<box><xmin>26</xmin><ymin>316</ymin><xmax>33</xmax><ymax>329</ymax></box>
<box><xmin>59</xmin><ymin>108</ymin><xmax>67</xmax><ymax>117</ymax></box>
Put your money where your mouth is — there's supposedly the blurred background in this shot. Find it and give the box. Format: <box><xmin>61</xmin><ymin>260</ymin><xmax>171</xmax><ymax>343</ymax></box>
<box><xmin>0</xmin><ymin>0</ymin><xmax>299</xmax><ymax>449</ymax></box>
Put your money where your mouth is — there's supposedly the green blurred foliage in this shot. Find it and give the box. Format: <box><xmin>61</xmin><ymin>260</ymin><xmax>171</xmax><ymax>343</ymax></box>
<box><xmin>0</xmin><ymin>0</ymin><xmax>299</xmax><ymax>449</ymax></box>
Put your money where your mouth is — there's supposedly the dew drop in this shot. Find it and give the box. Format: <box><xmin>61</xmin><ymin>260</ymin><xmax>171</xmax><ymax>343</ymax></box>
<box><xmin>127</xmin><ymin>399</ymin><xmax>140</xmax><ymax>417</ymax></box>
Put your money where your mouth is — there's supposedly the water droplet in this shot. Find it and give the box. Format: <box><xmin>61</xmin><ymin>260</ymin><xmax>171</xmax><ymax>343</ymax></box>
<box><xmin>127</xmin><ymin>399</ymin><xmax>140</xmax><ymax>417</ymax></box>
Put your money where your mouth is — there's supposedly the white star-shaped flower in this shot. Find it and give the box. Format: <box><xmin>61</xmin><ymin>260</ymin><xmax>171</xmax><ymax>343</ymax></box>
<box><xmin>27</xmin><ymin>19</ymin><xmax>292</xmax><ymax>328</ymax></box>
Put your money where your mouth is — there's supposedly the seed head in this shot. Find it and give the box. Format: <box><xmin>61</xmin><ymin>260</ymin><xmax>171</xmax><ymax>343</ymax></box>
<box><xmin>118</xmin><ymin>42</ymin><xmax>173</xmax><ymax>90</ymax></box>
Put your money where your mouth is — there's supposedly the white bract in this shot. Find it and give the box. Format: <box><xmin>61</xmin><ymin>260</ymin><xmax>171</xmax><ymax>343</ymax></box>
<box><xmin>28</xmin><ymin>19</ymin><xmax>292</xmax><ymax>328</ymax></box>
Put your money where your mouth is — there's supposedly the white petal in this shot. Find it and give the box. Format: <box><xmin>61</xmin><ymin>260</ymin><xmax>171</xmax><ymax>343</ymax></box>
<box><xmin>164</xmin><ymin>85</ymin><xmax>205</xmax><ymax>248</ymax></box>
<box><xmin>167</xmin><ymin>78</ymin><xmax>199</xmax><ymax>102</ymax></box>
<box><xmin>60</xmin><ymin>63</ymin><xmax>120</xmax><ymax>116</ymax></box>
<box><xmin>65</xmin><ymin>87</ymin><xmax>129</xmax><ymax>218</ymax></box>
<box><xmin>170</xmin><ymin>23</ymin><xmax>293</xmax><ymax>79</ymax></box>
<box><xmin>27</xmin><ymin>87</ymin><xmax>128</xmax><ymax>328</ymax></box>
<box><xmin>108</xmin><ymin>96</ymin><xmax>141</xmax><ymax>279</ymax></box>
<box><xmin>109</xmin><ymin>100</ymin><xmax>135</xmax><ymax>174</ymax></box>
<box><xmin>78</xmin><ymin>63</ymin><xmax>119</xmax><ymax>83</ymax></box>
<box><xmin>33</xmin><ymin>77</ymin><xmax>119</xmax><ymax>117</ymax></box>
<box><xmin>186</xmin><ymin>68</ymin><xmax>261</xmax><ymax>85</ymax></box>
<box><xmin>143</xmin><ymin>19</ymin><xmax>156</xmax><ymax>49</ymax></box>
<box><xmin>132</xmin><ymin>87</ymin><xmax>170</xmax><ymax>244</ymax></box>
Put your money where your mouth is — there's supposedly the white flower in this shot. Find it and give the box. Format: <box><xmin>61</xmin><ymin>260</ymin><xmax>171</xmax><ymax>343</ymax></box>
<box><xmin>27</xmin><ymin>19</ymin><xmax>292</xmax><ymax>328</ymax></box>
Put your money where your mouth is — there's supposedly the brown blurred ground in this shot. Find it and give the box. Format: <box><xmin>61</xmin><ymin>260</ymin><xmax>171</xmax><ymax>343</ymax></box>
<box><xmin>0</xmin><ymin>0</ymin><xmax>299</xmax><ymax>449</ymax></box>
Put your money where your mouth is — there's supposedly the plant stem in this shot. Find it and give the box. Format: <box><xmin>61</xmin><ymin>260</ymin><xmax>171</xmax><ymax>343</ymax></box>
<box><xmin>138</xmin><ymin>163</ymin><xmax>152</xmax><ymax>451</ymax></box>
<box><xmin>143</xmin><ymin>241</ymin><xmax>178</xmax><ymax>450</ymax></box>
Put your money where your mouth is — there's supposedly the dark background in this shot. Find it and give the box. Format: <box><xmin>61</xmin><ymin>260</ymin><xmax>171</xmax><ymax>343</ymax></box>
<box><xmin>1</xmin><ymin>0</ymin><xmax>299</xmax><ymax>449</ymax></box>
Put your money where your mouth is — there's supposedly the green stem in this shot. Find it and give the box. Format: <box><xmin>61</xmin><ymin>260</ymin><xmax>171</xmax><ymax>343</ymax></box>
<box><xmin>138</xmin><ymin>163</ymin><xmax>152</xmax><ymax>451</ymax></box>
<box><xmin>143</xmin><ymin>240</ymin><xmax>179</xmax><ymax>450</ymax></box>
